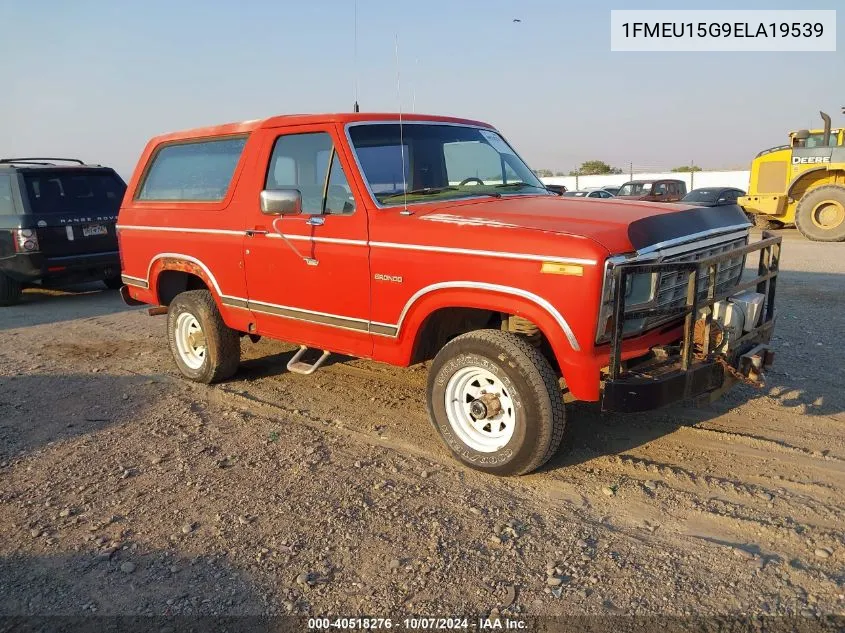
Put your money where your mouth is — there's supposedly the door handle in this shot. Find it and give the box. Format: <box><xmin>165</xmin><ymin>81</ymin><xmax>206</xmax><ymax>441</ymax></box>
<box><xmin>246</xmin><ymin>229</ymin><xmax>268</xmax><ymax>237</ymax></box>
<box><xmin>306</xmin><ymin>216</ymin><xmax>325</xmax><ymax>227</ymax></box>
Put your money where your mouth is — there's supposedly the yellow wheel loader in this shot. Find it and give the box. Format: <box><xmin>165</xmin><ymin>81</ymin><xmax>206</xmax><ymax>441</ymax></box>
<box><xmin>739</xmin><ymin>107</ymin><xmax>845</xmax><ymax>242</ymax></box>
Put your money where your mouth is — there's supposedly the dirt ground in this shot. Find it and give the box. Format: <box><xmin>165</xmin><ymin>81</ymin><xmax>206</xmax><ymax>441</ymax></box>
<box><xmin>0</xmin><ymin>229</ymin><xmax>843</xmax><ymax>620</ymax></box>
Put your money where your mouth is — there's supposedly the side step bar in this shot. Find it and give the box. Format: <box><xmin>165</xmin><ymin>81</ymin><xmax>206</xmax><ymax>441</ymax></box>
<box><xmin>287</xmin><ymin>345</ymin><xmax>331</xmax><ymax>375</ymax></box>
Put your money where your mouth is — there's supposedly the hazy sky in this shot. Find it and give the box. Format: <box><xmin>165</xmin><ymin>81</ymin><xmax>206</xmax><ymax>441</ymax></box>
<box><xmin>1</xmin><ymin>0</ymin><xmax>842</xmax><ymax>179</ymax></box>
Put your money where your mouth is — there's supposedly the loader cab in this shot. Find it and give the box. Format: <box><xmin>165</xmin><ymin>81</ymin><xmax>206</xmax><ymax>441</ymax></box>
<box><xmin>789</xmin><ymin>129</ymin><xmax>844</xmax><ymax>149</ymax></box>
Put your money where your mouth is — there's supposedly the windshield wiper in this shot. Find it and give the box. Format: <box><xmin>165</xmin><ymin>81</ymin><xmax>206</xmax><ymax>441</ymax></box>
<box><xmin>381</xmin><ymin>186</ymin><xmax>505</xmax><ymax>201</ymax></box>
<box><xmin>494</xmin><ymin>181</ymin><xmax>546</xmax><ymax>190</ymax></box>
<box><xmin>381</xmin><ymin>186</ymin><xmax>458</xmax><ymax>200</ymax></box>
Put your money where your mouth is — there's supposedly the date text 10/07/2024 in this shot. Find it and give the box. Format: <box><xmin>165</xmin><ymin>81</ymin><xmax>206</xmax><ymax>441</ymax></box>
<box><xmin>621</xmin><ymin>21</ymin><xmax>824</xmax><ymax>39</ymax></box>
<box><xmin>307</xmin><ymin>617</ymin><xmax>528</xmax><ymax>629</ymax></box>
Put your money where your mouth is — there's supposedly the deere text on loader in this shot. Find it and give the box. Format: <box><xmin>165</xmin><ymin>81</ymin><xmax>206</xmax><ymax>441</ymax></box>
<box><xmin>739</xmin><ymin>108</ymin><xmax>845</xmax><ymax>242</ymax></box>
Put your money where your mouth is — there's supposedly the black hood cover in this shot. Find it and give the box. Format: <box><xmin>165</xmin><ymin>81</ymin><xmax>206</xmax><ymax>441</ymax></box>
<box><xmin>627</xmin><ymin>204</ymin><xmax>750</xmax><ymax>251</ymax></box>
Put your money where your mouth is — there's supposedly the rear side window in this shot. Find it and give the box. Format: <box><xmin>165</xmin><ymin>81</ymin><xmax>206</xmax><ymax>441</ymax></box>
<box><xmin>23</xmin><ymin>171</ymin><xmax>126</xmax><ymax>214</ymax></box>
<box><xmin>0</xmin><ymin>175</ymin><xmax>15</xmax><ymax>215</ymax></box>
<box><xmin>137</xmin><ymin>136</ymin><xmax>247</xmax><ymax>202</ymax></box>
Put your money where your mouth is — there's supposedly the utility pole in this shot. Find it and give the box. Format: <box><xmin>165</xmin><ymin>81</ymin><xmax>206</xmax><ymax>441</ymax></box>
<box><xmin>629</xmin><ymin>162</ymin><xmax>633</xmax><ymax>180</ymax></box>
<box><xmin>690</xmin><ymin>160</ymin><xmax>695</xmax><ymax>189</ymax></box>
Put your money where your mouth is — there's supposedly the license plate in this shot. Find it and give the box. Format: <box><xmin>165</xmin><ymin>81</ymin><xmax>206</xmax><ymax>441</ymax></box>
<box><xmin>82</xmin><ymin>224</ymin><xmax>108</xmax><ymax>237</ymax></box>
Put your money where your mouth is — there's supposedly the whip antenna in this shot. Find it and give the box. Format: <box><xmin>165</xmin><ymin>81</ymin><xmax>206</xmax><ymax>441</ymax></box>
<box><xmin>395</xmin><ymin>34</ymin><xmax>408</xmax><ymax>212</ymax></box>
<box><xmin>353</xmin><ymin>0</ymin><xmax>360</xmax><ymax>112</ymax></box>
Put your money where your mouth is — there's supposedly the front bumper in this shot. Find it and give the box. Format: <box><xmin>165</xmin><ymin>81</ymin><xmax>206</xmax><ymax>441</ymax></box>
<box><xmin>601</xmin><ymin>232</ymin><xmax>781</xmax><ymax>413</ymax></box>
<box><xmin>738</xmin><ymin>194</ymin><xmax>788</xmax><ymax>218</ymax></box>
<box><xmin>1</xmin><ymin>251</ymin><xmax>120</xmax><ymax>284</ymax></box>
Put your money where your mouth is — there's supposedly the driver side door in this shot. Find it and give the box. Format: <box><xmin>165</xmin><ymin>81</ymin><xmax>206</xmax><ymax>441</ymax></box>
<box><xmin>242</xmin><ymin>125</ymin><xmax>372</xmax><ymax>358</ymax></box>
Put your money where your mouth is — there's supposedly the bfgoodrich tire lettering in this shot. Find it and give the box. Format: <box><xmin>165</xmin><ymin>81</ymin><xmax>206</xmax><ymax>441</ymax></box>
<box><xmin>427</xmin><ymin>329</ymin><xmax>566</xmax><ymax>476</ymax></box>
<box><xmin>167</xmin><ymin>290</ymin><xmax>241</xmax><ymax>384</ymax></box>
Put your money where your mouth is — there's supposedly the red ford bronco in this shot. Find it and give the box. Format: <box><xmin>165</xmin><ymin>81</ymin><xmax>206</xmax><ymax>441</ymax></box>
<box><xmin>118</xmin><ymin>113</ymin><xmax>780</xmax><ymax>476</ymax></box>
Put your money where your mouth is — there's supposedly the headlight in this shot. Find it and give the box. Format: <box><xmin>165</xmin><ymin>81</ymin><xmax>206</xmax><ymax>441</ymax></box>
<box><xmin>595</xmin><ymin>256</ymin><xmax>658</xmax><ymax>343</ymax></box>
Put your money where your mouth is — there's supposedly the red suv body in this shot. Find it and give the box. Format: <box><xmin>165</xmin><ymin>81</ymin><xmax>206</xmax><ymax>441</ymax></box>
<box><xmin>118</xmin><ymin>113</ymin><xmax>780</xmax><ymax>475</ymax></box>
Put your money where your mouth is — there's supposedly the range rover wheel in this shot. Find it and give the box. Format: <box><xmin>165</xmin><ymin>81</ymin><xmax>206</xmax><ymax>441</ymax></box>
<box><xmin>795</xmin><ymin>185</ymin><xmax>845</xmax><ymax>242</ymax></box>
<box><xmin>0</xmin><ymin>272</ymin><xmax>22</xmax><ymax>306</ymax></box>
<box><xmin>167</xmin><ymin>290</ymin><xmax>240</xmax><ymax>384</ymax></box>
<box><xmin>427</xmin><ymin>329</ymin><xmax>566</xmax><ymax>476</ymax></box>
<box><xmin>103</xmin><ymin>275</ymin><xmax>123</xmax><ymax>290</ymax></box>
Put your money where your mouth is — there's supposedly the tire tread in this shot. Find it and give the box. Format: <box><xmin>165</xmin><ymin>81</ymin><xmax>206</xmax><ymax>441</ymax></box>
<box><xmin>432</xmin><ymin>329</ymin><xmax>566</xmax><ymax>475</ymax></box>
<box><xmin>168</xmin><ymin>290</ymin><xmax>240</xmax><ymax>383</ymax></box>
<box><xmin>794</xmin><ymin>184</ymin><xmax>845</xmax><ymax>242</ymax></box>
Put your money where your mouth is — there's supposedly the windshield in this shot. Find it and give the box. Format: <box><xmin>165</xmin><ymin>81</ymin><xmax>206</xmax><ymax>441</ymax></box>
<box><xmin>347</xmin><ymin>123</ymin><xmax>549</xmax><ymax>206</ymax></box>
<box><xmin>803</xmin><ymin>132</ymin><xmax>843</xmax><ymax>148</ymax></box>
<box><xmin>616</xmin><ymin>182</ymin><xmax>653</xmax><ymax>197</ymax></box>
<box><xmin>683</xmin><ymin>189</ymin><xmax>719</xmax><ymax>203</ymax></box>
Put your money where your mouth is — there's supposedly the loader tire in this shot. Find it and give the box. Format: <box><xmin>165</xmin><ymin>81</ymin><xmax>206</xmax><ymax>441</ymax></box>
<box><xmin>794</xmin><ymin>185</ymin><xmax>845</xmax><ymax>242</ymax></box>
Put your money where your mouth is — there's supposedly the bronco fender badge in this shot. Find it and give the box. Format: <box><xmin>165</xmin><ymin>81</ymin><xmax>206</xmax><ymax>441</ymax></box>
<box><xmin>374</xmin><ymin>273</ymin><xmax>403</xmax><ymax>283</ymax></box>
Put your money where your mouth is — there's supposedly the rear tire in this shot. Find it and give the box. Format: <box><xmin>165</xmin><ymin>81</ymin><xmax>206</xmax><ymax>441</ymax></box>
<box><xmin>167</xmin><ymin>290</ymin><xmax>241</xmax><ymax>383</ymax></box>
<box><xmin>427</xmin><ymin>329</ymin><xmax>566</xmax><ymax>476</ymax></box>
<box><xmin>103</xmin><ymin>275</ymin><xmax>123</xmax><ymax>290</ymax></box>
<box><xmin>0</xmin><ymin>272</ymin><xmax>22</xmax><ymax>306</ymax></box>
<box><xmin>794</xmin><ymin>185</ymin><xmax>845</xmax><ymax>242</ymax></box>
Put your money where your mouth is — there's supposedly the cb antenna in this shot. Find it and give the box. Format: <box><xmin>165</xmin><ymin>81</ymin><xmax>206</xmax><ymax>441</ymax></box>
<box><xmin>353</xmin><ymin>0</ymin><xmax>360</xmax><ymax>112</ymax></box>
<box><xmin>395</xmin><ymin>33</ymin><xmax>409</xmax><ymax>213</ymax></box>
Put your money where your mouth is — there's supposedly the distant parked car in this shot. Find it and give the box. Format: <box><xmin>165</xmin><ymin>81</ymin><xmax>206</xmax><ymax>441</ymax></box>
<box><xmin>544</xmin><ymin>184</ymin><xmax>568</xmax><ymax>195</ymax></box>
<box><xmin>562</xmin><ymin>189</ymin><xmax>614</xmax><ymax>199</ymax></box>
<box><xmin>615</xmin><ymin>179</ymin><xmax>687</xmax><ymax>202</ymax></box>
<box><xmin>601</xmin><ymin>185</ymin><xmax>621</xmax><ymax>196</ymax></box>
<box><xmin>681</xmin><ymin>187</ymin><xmax>746</xmax><ymax>207</ymax></box>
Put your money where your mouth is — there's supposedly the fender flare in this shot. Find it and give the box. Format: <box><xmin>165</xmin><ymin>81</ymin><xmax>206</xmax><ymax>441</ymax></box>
<box><xmin>394</xmin><ymin>281</ymin><xmax>580</xmax><ymax>351</ymax></box>
<box><xmin>146</xmin><ymin>253</ymin><xmax>224</xmax><ymax>305</ymax></box>
<box><xmin>388</xmin><ymin>281</ymin><xmax>584</xmax><ymax>382</ymax></box>
<box><xmin>787</xmin><ymin>166</ymin><xmax>843</xmax><ymax>197</ymax></box>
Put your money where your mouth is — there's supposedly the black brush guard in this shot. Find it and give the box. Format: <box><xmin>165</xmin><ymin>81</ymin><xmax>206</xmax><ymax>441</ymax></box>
<box><xmin>601</xmin><ymin>231</ymin><xmax>781</xmax><ymax>412</ymax></box>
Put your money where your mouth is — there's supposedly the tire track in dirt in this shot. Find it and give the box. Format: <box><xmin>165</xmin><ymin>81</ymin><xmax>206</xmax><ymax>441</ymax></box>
<box><xmin>676</xmin><ymin>425</ymin><xmax>845</xmax><ymax>464</ymax></box>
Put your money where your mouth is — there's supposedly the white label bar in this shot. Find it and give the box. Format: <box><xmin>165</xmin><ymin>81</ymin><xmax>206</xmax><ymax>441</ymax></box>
<box><xmin>611</xmin><ymin>10</ymin><xmax>836</xmax><ymax>52</ymax></box>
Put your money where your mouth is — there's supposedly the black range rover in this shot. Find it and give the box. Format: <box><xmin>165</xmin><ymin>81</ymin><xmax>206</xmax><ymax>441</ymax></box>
<box><xmin>0</xmin><ymin>158</ymin><xmax>127</xmax><ymax>305</ymax></box>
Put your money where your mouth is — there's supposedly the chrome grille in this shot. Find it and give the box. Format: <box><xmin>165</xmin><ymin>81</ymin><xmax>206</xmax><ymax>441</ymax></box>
<box><xmin>645</xmin><ymin>236</ymin><xmax>748</xmax><ymax>329</ymax></box>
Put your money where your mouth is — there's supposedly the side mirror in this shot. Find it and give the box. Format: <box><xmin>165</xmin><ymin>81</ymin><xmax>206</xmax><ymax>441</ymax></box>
<box><xmin>260</xmin><ymin>189</ymin><xmax>303</xmax><ymax>216</ymax></box>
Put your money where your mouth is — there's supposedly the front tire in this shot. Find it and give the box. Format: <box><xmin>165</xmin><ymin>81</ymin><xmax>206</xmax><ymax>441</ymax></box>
<box><xmin>794</xmin><ymin>185</ymin><xmax>845</xmax><ymax>242</ymax></box>
<box><xmin>427</xmin><ymin>329</ymin><xmax>566</xmax><ymax>476</ymax></box>
<box><xmin>0</xmin><ymin>272</ymin><xmax>22</xmax><ymax>306</ymax></box>
<box><xmin>167</xmin><ymin>290</ymin><xmax>240</xmax><ymax>383</ymax></box>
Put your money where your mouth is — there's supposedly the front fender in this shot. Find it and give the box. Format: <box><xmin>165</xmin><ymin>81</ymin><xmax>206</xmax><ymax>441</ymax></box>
<box><xmin>376</xmin><ymin>282</ymin><xmax>601</xmax><ymax>401</ymax></box>
<box><xmin>787</xmin><ymin>166</ymin><xmax>838</xmax><ymax>197</ymax></box>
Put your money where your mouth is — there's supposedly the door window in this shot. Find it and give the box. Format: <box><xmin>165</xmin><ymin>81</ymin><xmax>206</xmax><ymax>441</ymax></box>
<box><xmin>324</xmin><ymin>151</ymin><xmax>356</xmax><ymax>215</ymax></box>
<box><xmin>266</xmin><ymin>132</ymin><xmax>356</xmax><ymax>215</ymax></box>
